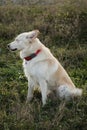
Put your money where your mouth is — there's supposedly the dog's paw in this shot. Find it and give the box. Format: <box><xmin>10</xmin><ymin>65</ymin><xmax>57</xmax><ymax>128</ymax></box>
<box><xmin>26</xmin><ymin>96</ymin><xmax>33</xmax><ymax>103</ymax></box>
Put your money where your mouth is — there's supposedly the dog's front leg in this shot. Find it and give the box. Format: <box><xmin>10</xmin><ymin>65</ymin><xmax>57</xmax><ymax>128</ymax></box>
<box><xmin>26</xmin><ymin>78</ymin><xmax>34</xmax><ymax>103</ymax></box>
<box><xmin>39</xmin><ymin>80</ymin><xmax>48</xmax><ymax>106</ymax></box>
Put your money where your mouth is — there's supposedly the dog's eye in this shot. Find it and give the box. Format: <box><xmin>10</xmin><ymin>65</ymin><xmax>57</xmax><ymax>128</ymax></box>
<box><xmin>15</xmin><ymin>39</ymin><xmax>19</xmax><ymax>42</ymax></box>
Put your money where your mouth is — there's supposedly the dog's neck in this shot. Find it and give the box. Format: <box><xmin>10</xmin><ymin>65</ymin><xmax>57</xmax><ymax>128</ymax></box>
<box><xmin>24</xmin><ymin>49</ymin><xmax>41</xmax><ymax>61</ymax></box>
<box><xmin>20</xmin><ymin>38</ymin><xmax>43</xmax><ymax>60</ymax></box>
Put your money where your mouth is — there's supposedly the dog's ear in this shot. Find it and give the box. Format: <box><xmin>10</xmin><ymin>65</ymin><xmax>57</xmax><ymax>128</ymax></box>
<box><xmin>27</xmin><ymin>30</ymin><xmax>40</xmax><ymax>40</ymax></box>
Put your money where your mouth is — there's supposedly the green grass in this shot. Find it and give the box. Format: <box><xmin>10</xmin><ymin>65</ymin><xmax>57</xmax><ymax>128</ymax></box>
<box><xmin>0</xmin><ymin>2</ymin><xmax>87</xmax><ymax>130</ymax></box>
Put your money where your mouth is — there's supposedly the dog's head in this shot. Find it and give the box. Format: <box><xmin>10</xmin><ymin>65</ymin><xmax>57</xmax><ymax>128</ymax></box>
<box><xmin>8</xmin><ymin>30</ymin><xmax>39</xmax><ymax>51</ymax></box>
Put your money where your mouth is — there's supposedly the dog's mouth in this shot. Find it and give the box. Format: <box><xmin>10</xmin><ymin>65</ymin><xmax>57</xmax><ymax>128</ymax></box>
<box><xmin>10</xmin><ymin>48</ymin><xmax>17</xmax><ymax>51</ymax></box>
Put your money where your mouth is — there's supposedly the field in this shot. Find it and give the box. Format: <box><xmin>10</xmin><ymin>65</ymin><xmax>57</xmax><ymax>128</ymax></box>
<box><xmin>0</xmin><ymin>1</ymin><xmax>87</xmax><ymax>130</ymax></box>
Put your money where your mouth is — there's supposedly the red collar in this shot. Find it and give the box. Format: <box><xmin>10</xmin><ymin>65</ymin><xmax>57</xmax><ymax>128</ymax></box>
<box><xmin>24</xmin><ymin>49</ymin><xmax>41</xmax><ymax>61</ymax></box>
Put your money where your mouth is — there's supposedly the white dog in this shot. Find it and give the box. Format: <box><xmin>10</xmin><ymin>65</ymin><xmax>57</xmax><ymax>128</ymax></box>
<box><xmin>8</xmin><ymin>30</ymin><xmax>82</xmax><ymax>105</ymax></box>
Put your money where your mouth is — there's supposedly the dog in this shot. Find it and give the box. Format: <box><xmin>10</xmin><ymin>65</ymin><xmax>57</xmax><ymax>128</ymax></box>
<box><xmin>8</xmin><ymin>30</ymin><xmax>82</xmax><ymax>105</ymax></box>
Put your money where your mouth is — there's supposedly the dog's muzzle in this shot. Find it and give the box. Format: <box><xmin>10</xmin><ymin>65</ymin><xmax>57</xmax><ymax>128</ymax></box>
<box><xmin>7</xmin><ymin>44</ymin><xmax>17</xmax><ymax>51</ymax></box>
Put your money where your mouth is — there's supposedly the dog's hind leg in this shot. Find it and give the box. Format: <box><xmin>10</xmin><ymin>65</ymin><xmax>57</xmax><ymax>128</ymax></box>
<box><xmin>57</xmin><ymin>85</ymin><xmax>73</xmax><ymax>100</ymax></box>
<box><xmin>57</xmin><ymin>85</ymin><xmax>82</xmax><ymax>100</ymax></box>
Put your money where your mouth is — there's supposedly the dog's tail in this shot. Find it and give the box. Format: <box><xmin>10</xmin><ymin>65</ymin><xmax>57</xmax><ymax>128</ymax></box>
<box><xmin>72</xmin><ymin>88</ymin><xmax>82</xmax><ymax>97</ymax></box>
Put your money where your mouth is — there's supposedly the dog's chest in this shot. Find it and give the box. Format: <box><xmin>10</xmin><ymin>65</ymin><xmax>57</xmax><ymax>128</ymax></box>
<box><xmin>23</xmin><ymin>60</ymin><xmax>39</xmax><ymax>78</ymax></box>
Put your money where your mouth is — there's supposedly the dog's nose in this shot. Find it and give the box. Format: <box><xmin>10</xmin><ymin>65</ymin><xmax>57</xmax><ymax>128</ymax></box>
<box><xmin>7</xmin><ymin>44</ymin><xmax>10</xmax><ymax>49</ymax></box>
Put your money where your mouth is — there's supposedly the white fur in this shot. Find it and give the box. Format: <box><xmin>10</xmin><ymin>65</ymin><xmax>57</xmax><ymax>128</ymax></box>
<box><xmin>57</xmin><ymin>85</ymin><xmax>82</xmax><ymax>100</ymax></box>
<box><xmin>8</xmin><ymin>30</ymin><xmax>82</xmax><ymax>105</ymax></box>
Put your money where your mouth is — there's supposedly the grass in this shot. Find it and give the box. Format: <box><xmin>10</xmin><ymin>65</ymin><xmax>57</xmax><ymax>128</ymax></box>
<box><xmin>0</xmin><ymin>1</ymin><xmax>87</xmax><ymax>130</ymax></box>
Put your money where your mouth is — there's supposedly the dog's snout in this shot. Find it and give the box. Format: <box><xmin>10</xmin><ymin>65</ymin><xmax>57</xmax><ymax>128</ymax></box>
<box><xmin>7</xmin><ymin>44</ymin><xmax>17</xmax><ymax>51</ymax></box>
